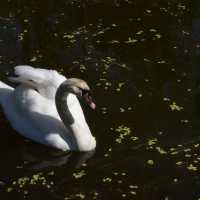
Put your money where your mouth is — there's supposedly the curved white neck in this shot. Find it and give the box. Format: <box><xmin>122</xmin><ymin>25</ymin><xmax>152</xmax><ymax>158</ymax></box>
<box><xmin>55</xmin><ymin>81</ymin><xmax>96</xmax><ymax>151</ymax></box>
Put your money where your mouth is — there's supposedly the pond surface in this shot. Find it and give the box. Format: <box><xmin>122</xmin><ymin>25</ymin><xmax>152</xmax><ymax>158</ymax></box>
<box><xmin>0</xmin><ymin>0</ymin><xmax>200</xmax><ymax>199</ymax></box>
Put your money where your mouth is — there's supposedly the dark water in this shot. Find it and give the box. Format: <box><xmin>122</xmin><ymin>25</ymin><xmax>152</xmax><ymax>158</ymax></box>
<box><xmin>0</xmin><ymin>0</ymin><xmax>200</xmax><ymax>199</ymax></box>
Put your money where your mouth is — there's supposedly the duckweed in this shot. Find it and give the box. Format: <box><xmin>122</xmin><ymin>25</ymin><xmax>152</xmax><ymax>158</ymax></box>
<box><xmin>73</xmin><ymin>170</ymin><xmax>86</xmax><ymax>179</ymax></box>
<box><xmin>169</xmin><ymin>102</ymin><xmax>184</xmax><ymax>111</ymax></box>
<box><xmin>187</xmin><ymin>164</ymin><xmax>197</xmax><ymax>171</ymax></box>
<box><xmin>114</xmin><ymin>125</ymin><xmax>132</xmax><ymax>144</ymax></box>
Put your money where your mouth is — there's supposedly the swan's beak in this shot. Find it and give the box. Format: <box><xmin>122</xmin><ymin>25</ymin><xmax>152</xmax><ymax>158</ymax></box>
<box><xmin>83</xmin><ymin>93</ymin><xmax>96</xmax><ymax>110</ymax></box>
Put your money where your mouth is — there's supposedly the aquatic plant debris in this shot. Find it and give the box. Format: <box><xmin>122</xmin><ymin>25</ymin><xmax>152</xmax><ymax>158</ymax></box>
<box><xmin>73</xmin><ymin>170</ymin><xmax>86</xmax><ymax>179</ymax></box>
<box><xmin>147</xmin><ymin>160</ymin><xmax>154</xmax><ymax>165</ymax></box>
<box><xmin>169</xmin><ymin>101</ymin><xmax>184</xmax><ymax>111</ymax></box>
<box><xmin>111</xmin><ymin>125</ymin><xmax>138</xmax><ymax>144</ymax></box>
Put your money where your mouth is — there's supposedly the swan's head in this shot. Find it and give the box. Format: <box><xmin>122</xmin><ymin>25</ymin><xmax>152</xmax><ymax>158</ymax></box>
<box><xmin>63</xmin><ymin>78</ymin><xmax>96</xmax><ymax>109</ymax></box>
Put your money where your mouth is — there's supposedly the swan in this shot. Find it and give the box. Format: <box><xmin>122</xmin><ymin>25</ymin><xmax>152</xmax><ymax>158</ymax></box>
<box><xmin>0</xmin><ymin>65</ymin><xmax>96</xmax><ymax>151</ymax></box>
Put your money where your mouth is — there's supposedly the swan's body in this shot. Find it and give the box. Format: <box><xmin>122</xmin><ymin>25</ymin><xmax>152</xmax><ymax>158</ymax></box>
<box><xmin>0</xmin><ymin>66</ymin><xmax>96</xmax><ymax>151</ymax></box>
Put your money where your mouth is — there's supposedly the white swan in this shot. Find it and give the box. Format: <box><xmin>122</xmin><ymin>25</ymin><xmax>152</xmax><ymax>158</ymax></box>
<box><xmin>0</xmin><ymin>65</ymin><xmax>96</xmax><ymax>151</ymax></box>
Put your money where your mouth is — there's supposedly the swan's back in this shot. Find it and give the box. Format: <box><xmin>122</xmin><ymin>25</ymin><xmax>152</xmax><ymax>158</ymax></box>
<box><xmin>9</xmin><ymin>65</ymin><xmax>66</xmax><ymax>99</ymax></box>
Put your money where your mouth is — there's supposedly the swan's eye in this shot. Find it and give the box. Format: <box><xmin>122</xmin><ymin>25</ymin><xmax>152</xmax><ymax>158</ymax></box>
<box><xmin>81</xmin><ymin>89</ymin><xmax>91</xmax><ymax>97</ymax></box>
<box><xmin>81</xmin><ymin>89</ymin><xmax>96</xmax><ymax>109</ymax></box>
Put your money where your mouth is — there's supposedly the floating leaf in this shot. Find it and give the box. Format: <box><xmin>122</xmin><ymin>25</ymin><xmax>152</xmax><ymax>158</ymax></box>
<box><xmin>187</xmin><ymin>164</ymin><xmax>197</xmax><ymax>171</ymax></box>
<box><xmin>169</xmin><ymin>102</ymin><xmax>184</xmax><ymax>111</ymax></box>
<box><xmin>147</xmin><ymin>160</ymin><xmax>154</xmax><ymax>165</ymax></box>
<box><xmin>73</xmin><ymin>170</ymin><xmax>86</xmax><ymax>179</ymax></box>
<box><xmin>125</xmin><ymin>37</ymin><xmax>137</xmax><ymax>44</ymax></box>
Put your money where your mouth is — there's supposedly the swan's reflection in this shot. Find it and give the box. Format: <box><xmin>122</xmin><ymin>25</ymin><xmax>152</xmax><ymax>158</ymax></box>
<box><xmin>21</xmin><ymin>142</ymin><xmax>95</xmax><ymax>171</ymax></box>
<box><xmin>0</xmin><ymin>136</ymin><xmax>95</xmax><ymax>190</ymax></box>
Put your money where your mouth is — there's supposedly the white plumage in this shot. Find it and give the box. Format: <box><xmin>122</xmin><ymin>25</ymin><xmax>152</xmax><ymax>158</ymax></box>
<box><xmin>0</xmin><ymin>65</ymin><xmax>96</xmax><ymax>151</ymax></box>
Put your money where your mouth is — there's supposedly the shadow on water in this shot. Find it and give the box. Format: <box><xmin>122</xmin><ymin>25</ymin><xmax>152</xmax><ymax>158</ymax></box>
<box><xmin>0</xmin><ymin>0</ymin><xmax>200</xmax><ymax>199</ymax></box>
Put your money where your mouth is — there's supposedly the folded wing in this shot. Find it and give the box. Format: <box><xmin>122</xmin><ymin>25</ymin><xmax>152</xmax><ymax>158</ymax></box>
<box><xmin>9</xmin><ymin>65</ymin><xmax>66</xmax><ymax>100</ymax></box>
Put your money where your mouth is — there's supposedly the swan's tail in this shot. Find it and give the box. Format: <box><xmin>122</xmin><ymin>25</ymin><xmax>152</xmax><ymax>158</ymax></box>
<box><xmin>0</xmin><ymin>80</ymin><xmax>12</xmax><ymax>90</ymax></box>
<box><xmin>0</xmin><ymin>80</ymin><xmax>13</xmax><ymax>106</ymax></box>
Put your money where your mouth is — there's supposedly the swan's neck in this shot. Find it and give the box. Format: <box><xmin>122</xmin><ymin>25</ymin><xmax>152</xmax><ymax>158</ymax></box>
<box><xmin>55</xmin><ymin>87</ymin><xmax>74</xmax><ymax>126</ymax></box>
<box><xmin>55</xmin><ymin>82</ymin><xmax>96</xmax><ymax>151</ymax></box>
